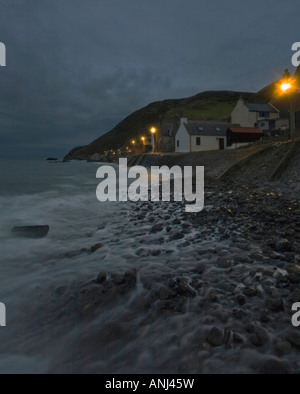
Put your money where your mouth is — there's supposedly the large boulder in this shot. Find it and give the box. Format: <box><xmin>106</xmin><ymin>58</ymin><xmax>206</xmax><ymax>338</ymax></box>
<box><xmin>11</xmin><ymin>225</ymin><xmax>50</xmax><ymax>239</ymax></box>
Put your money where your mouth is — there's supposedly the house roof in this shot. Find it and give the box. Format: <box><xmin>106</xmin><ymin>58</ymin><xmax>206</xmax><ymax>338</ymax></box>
<box><xmin>244</xmin><ymin>103</ymin><xmax>279</xmax><ymax>113</ymax></box>
<box><xmin>228</xmin><ymin>127</ymin><xmax>263</xmax><ymax>135</ymax></box>
<box><xmin>184</xmin><ymin>122</ymin><xmax>240</xmax><ymax>136</ymax></box>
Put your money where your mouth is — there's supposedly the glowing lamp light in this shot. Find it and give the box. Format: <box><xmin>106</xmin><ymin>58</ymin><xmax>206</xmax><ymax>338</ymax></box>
<box><xmin>151</xmin><ymin>127</ymin><xmax>157</xmax><ymax>134</ymax></box>
<box><xmin>280</xmin><ymin>83</ymin><xmax>292</xmax><ymax>92</ymax></box>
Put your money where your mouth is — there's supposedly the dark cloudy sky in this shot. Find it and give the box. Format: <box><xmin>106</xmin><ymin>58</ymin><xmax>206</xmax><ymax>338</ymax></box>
<box><xmin>0</xmin><ymin>0</ymin><xmax>298</xmax><ymax>159</ymax></box>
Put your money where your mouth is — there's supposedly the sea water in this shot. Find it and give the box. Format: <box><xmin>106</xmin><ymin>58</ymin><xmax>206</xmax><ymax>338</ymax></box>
<box><xmin>0</xmin><ymin>160</ymin><xmax>126</xmax><ymax>373</ymax></box>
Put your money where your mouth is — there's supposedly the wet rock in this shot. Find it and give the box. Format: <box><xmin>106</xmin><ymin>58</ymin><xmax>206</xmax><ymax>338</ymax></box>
<box><xmin>91</xmin><ymin>243</ymin><xmax>104</xmax><ymax>253</ymax></box>
<box><xmin>217</xmin><ymin>309</ymin><xmax>230</xmax><ymax>323</ymax></box>
<box><xmin>250</xmin><ymin>327</ymin><xmax>269</xmax><ymax>347</ymax></box>
<box><xmin>136</xmin><ymin>248</ymin><xmax>149</xmax><ymax>257</ymax></box>
<box><xmin>124</xmin><ymin>268</ymin><xmax>137</xmax><ymax>287</ymax></box>
<box><xmin>179</xmin><ymin>241</ymin><xmax>191</xmax><ymax>248</ymax></box>
<box><xmin>217</xmin><ymin>257</ymin><xmax>232</xmax><ymax>269</ymax></box>
<box><xmin>151</xmin><ymin>223</ymin><xmax>163</xmax><ymax>233</ymax></box>
<box><xmin>259</xmin><ymin>358</ymin><xmax>292</xmax><ymax>375</ymax></box>
<box><xmin>282</xmin><ymin>252</ymin><xmax>295</xmax><ymax>262</ymax></box>
<box><xmin>152</xmin><ymin>250</ymin><xmax>161</xmax><ymax>257</ymax></box>
<box><xmin>206</xmin><ymin>327</ymin><xmax>224</xmax><ymax>347</ymax></box>
<box><xmin>233</xmin><ymin>332</ymin><xmax>244</xmax><ymax>344</ymax></box>
<box><xmin>243</xmin><ymin>287</ymin><xmax>257</xmax><ymax>297</ymax></box>
<box><xmin>193</xmin><ymin>263</ymin><xmax>206</xmax><ymax>275</ymax></box>
<box><xmin>287</xmin><ymin>274</ymin><xmax>300</xmax><ymax>284</ymax></box>
<box><xmin>111</xmin><ymin>273</ymin><xmax>125</xmax><ymax>285</ymax></box>
<box><xmin>260</xmin><ymin>312</ymin><xmax>270</xmax><ymax>323</ymax></box>
<box><xmin>275</xmin><ymin>239</ymin><xmax>293</xmax><ymax>253</ymax></box>
<box><xmin>274</xmin><ymin>341</ymin><xmax>292</xmax><ymax>356</ymax></box>
<box><xmin>11</xmin><ymin>225</ymin><xmax>50</xmax><ymax>239</ymax></box>
<box><xmin>174</xmin><ymin>298</ymin><xmax>186</xmax><ymax>313</ymax></box>
<box><xmin>173</xmin><ymin>218</ymin><xmax>181</xmax><ymax>225</ymax></box>
<box><xmin>235</xmin><ymin>294</ymin><xmax>246</xmax><ymax>305</ymax></box>
<box><xmin>265</xmin><ymin>297</ymin><xmax>284</xmax><ymax>312</ymax></box>
<box><xmin>290</xmin><ymin>289</ymin><xmax>300</xmax><ymax>303</ymax></box>
<box><xmin>286</xmin><ymin>265</ymin><xmax>300</xmax><ymax>277</ymax></box>
<box><xmin>276</xmin><ymin>275</ymin><xmax>290</xmax><ymax>289</ymax></box>
<box><xmin>286</xmin><ymin>330</ymin><xmax>300</xmax><ymax>347</ymax></box>
<box><xmin>55</xmin><ymin>286</ymin><xmax>67</xmax><ymax>296</ymax></box>
<box><xmin>170</xmin><ymin>232</ymin><xmax>185</xmax><ymax>241</ymax></box>
<box><xmin>233</xmin><ymin>309</ymin><xmax>247</xmax><ymax>320</ymax></box>
<box><xmin>158</xmin><ymin>286</ymin><xmax>175</xmax><ymax>301</ymax></box>
<box><xmin>168</xmin><ymin>279</ymin><xmax>176</xmax><ymax>288</ymax></box>
<box><xmin>223</xmin><ymin>328</ymin><xmax>232</xmax><ymax>345</ymax></box>
<box><xmin>245</xmin><ymin>323</ymin><xmax>255</xmax><ymax>333</ymax></box>
<box><xmin>177</xmin><ymin>279</ymin><xmax>196</xmax><ymax>298</ymax></box>
<box><xmin>209</xmin><ymin>291</ymin><xmax>220</xmax><ymax>302</ymax></box>
<box><xmin>96</xmin><ymin>272</ymin><xmax>106</xmax><ymax>284</ymax></box>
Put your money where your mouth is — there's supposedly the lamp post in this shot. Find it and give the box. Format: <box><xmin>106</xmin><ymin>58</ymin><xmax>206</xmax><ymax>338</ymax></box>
<box><xmin>279</xmin><ymin>70</ymin><xmax>295</xmax><ymax>140</ymax></box>
<box><xmin>131</xmin><ymin>140</ymin><xmax>136</xmax><ymax>153</ymax></box>
<box><xmin>150</xmin><ymin>127</ymin><xmax>157</xmax><ymax>153</ymax></box>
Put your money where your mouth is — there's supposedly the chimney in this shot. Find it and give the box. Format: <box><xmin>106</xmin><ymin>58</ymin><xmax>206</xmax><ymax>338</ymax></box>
<box><xmin>180</xmin><ymin>117</ymin><xmax>188</xmax><ymax>126</ymax></box>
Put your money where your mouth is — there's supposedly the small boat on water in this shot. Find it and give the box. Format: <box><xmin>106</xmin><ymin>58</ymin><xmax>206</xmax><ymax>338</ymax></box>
<box><xmin>11</xmin><ymin>225</ymin><xmax>50</xmax><ymax>239</ymax></box>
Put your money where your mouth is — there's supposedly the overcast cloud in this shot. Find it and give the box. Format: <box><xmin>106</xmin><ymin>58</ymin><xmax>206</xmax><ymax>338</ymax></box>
<box><xmin>0</xmin><ymin>0</ymin><xmax>298</xmax><ymax>158</ymax></box>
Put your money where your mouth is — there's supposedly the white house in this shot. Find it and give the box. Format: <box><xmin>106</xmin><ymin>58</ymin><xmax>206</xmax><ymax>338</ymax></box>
<box><xmin>231</xmin><ymin>99</ymin><xmax>279</xmax><ymax>131</ymax></box>
<box><xmin>175</xmin><ymin>119</ymin><xmax>236</xmax><ymax>152</ymax></box>
<box><xmin>175</xmin><ymin>118</ymin><xmax>263</xmax><ymax>152</ymax></box>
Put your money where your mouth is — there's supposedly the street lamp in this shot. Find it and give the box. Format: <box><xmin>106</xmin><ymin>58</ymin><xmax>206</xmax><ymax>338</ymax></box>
<box><xmin>281</xmin><ymin>82</ymin><xmax>292</xmax><ymax>92</ymax></box>
<box><xmin>278</xmin><ymin>70</ymin><xmax>296</xmax><ymax>140</ymax></box>
<box><xmin>150</xmin><ymin>127</ymin><xmax>157</xmax><ymax>153</ymax></box>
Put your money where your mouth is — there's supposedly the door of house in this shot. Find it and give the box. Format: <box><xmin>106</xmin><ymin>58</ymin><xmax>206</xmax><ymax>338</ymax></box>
<box><xmin>219</xmin><ymin>138</ymin><xmax>225</xmax><ymax>150</ymax></box>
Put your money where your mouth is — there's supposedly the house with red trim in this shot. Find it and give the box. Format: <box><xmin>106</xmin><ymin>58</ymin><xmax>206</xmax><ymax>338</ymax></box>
<box><xmin>175</xmin><ymin>118</ymin><xmax>262</xmax><ymax>152</ymax></box>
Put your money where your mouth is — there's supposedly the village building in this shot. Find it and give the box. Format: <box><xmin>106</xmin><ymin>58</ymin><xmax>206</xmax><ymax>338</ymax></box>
<box><xmin>175</xmin><ymin>118</ymin><xmax>263</xmax><ymax>153</ymax></box>
<box><xmin>157</xmin><ymin>122</ymin><xmax>176</xmax><ymax>153</ymax></box>
<box><xmin>227</xmin><ymin>126</ymin><xmax>263</xmax><ymax>149</ymax></box>
<box><xmin>231</xmin><ymin>99</ymin><xmax>280</xmax><ymax>131</ymax></box>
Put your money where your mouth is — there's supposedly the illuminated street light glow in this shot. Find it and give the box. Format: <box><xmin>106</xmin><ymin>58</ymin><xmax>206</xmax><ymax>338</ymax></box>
<box><xmin>151</xmin><ymin>127</ymin><xmax>157</xmax><ymax>134</ymax></box>
<box><xmin>281</xmin><ymin>82</ymin><xmax>292</xmax><ymax>92</ymax></box>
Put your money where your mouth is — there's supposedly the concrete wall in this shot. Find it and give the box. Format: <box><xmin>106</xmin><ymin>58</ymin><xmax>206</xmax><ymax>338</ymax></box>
<box><xmin>227</xmin><ymin>142</ymin><xmax>252</xmax><ymax>150</ymax></box>
<box><xmin>275</xmin><ymin>119</ymin><xmax>289</xmax><ymax>130</ymax></box>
